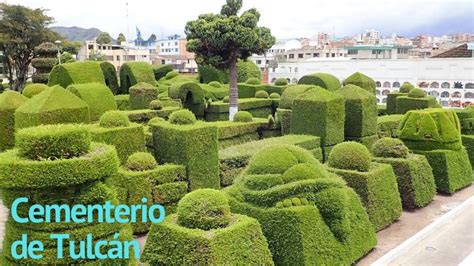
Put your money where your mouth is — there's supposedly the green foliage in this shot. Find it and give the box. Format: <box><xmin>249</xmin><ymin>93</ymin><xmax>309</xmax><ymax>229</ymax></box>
<box><xmin>337</xmin><ymin>84</ymin><xmax>377</xmax><ymax>138</ymax></box>
<box><xmin>398</xmin><ymin>108</ymin><xmax>462</xmax><ymax>151</ymax></box>
<box><xmin>328</xmin><ymin>142</ymin><xmax>372</xmax><ymax>172</ymax></box>
<box><xmin>372</xmin><ymin>137</ymin><xmax>409</xmax><ymax>158</ymax></box>
<box><xmin>269</xmin><ymin>92</ymin><xmax>280</xmax><ymax>99</ymax></box>
<box><xmin>290</xmin><ymin>87</ymin><xmax>345</xmax><ymax>146</ymax></box>
<box><xmin>205</xmin><ymin>98</ymin><xmax>273</xmax><ymax>121</ymax></box>
<box><xmin>166</xmin><ymin>71</ymin><xmax>179</xmax><ymax>79</ymax></box>
<box><xmin>22</xmin><ymin>83</ymin><xmax>48</xmax><ymax>98</ymax></box>
<box><xmin>99</xmin><ymin>61</ymin><xmax>119</xmax><ymax>94</ymax></box>
<box><xmin>462</xmin><ymin>135</ymin><xmax>474</xmax><ymax>167</ymax></box>
<box><xmin>343</xmin><ymin>72</ymin><xmax>376</xmax><ymax>94</ymax></box>
<box><xmin>279</xmin><ymin>84</ymin><xmax>314</xmax><ymax>109</ymax></box>
<box><xmin>15</xmin><ymin>85</ymin><xmax>90</xmax><ymax>129</ymax></box>
<box><xmin>129</xmin><ymin>82</ymin><xmax>158</xmax><ymax>110</ymax></box>
<box><xmin>96</xmin><ymin>32</ymin><xmax>112</xmax><ymax>44</ymax></box>
<box><xmin>233</xmin><ymin>111</ymin><xmax>253</xmax><ymax>122</ymax></box>
<box><xmin>408</xmin><ymin>88</ymin><xmax>426</xmax><ymax>98</ymax></box>
<box><xmin>297</xmin><ymin>73</ymin><xmax>341</xmax><ymax>91</ymax></box>
<box><xmin>177</xmin><ymin>189</ymin><xmax>231</xmax><ymax>230</ymax></box>
<box><xmin>67</xmin><ymin>83</ymin><xmax>117</xmax><ymax>121</ymax></box>
<box><xmin>255</xmin><ymin>90</ymin><xmax>269</xmax><ymax>98</ymax></box>
<box><xmin>149</xmin><ymin>100</ymin><xmax>163</xmax><ymax>110</ymax></box>
<box><xmin>377</xmin><ymin>114</ymin><xmax>404</xmax><ymax>138</ymax></box>
<box><xmin>223</xmin><ymin>96</ymin><xmax>230</xmax><ymax>103</ymax></box>
<box><xmin>99</xmin><ymin>110</ymin><xmax>130</xmax><ymax>128</ymax></box>
<box><xmin>168</xmin><ymin>82</ymin><xmax>205</xmax><ymax>116</ymax></box>
<box><xmin>152</xmin><ymin>64</ymin><xmax>173</xmax><ymax>80</ymax></box>
<box><xmin>374</xmin><ymin>154</ymin><xmax>436</xmax><ymax>209</ymax></box>
<box><xmin>16</xmin><ymin>124</ymin><xmax>90</xmax><ymax>161</ymax></box>
<box><xmin>169</xmin><ymin>109</ymin><xmax>197</xmax><ymax>125</ymax></box>
<box><xmin>48</xmin><ymin>61</ymin><xmax>106</xmax><ymax>88</ymax></box>
<box><xmin>119</xmin><ymin>62</ymin><xmax>156</xmax><ymax>94</ymax></box>
<box><xmin>151</xmin><ymin>120</ymin><xmax>220</xmax><ymax>190</ymax></box>
<box><xmin>0</xmin><ymin>91</ymin><xmax>28</xmax><ymax>151</ymax></box>
<box><xmin>60</xmin><ymin>52</ymin><xmax>75</xmax><ymax>63</ymax></box>
<box><xmin>386</xmin><ymin>92</ymin><xmax>408</xmax><ymax>114</ymax></box>
<box><xmin>246</xmin><ymin>77</ymin><xmax>261</xmax><ymax>85</ymax></box>
<box><xmin>125</xmin><ymin>152</ymin><xmax>157</xmax><ymax>171</ymax></box>
<box><xmin>198</xmin><ymin>60</ymin><xmax>262</xmax><ymax>84</ymax></box>
<box><xmin>395</xmin><ymin>95</ymin><xmax>440</xmax><ymax>114</ymax></box>
<box><xmin>117</xmin><ymin>33</ymin><xmax>126</xmax><ymax>43</ymax></box>
<box><xmin>328</xmin><ymin>162</ymin><xmax>402</xmax><ymax>231</ymax></box>
<box><xmin>399</xmin><ymin>82</ymin><xmax>415</xmax><ymax>93</ymax></box>
<box><xmin>209</xmin><ymin>81</ymin><xmax>222</xmax><ymax>88</ymax></box>
<box><xmin>274</xmin><ymin>78</ymin><xmax>288</xmax><ymax>86</ymax></box>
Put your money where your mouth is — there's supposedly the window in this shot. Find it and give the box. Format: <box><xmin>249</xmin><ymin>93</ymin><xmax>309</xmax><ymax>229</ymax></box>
<box><xmin>88</xmin><ymin>45</ymin><xmax>94</xmax><ymax>50</ymax></box>
<box><xmin>175</xmin><ymin>42</ymin><xmax>178</xmax><ymax>46</ymax></box>
<box><xmin>289</xmin><ymin>54</ymin><xmax>294</xmax><ymax>59</ymax></box>
<box><xmin>175</xmin><ymin>48</ymin><xmax>178</xmax><ymax>52</ymax></box>
<box><xmin>116</xmin><ymin>55</ymin><xmax>120</xmax><ymax>61</ymax></box>
<box><xmin>161</xmin><ymin>43</ymin><xmax>164</xmax><ymax>46</ymax></box>
<box><xmin>256</xmin><ymin>60</ymin><xmax>262</xmax><ymax>64</ymax></box>
<box><xmin>326</xmin><ymin>53</ymin><xmax>329</xmax><ymax>57</ymax></box>
<box><xmin>331</xmin><ymin>53</ymin><xmax>335</xmax><ymax>57</ymax></box>
<box><xmin>313</xmin><ymin>53</ymin><xmax>319</xmax><ymax>57</ymax></box>
<box><xmin>348</xmin><ymin>50</ymin><xmax>358</xmax><ymax>55</ymax></box>
<box><xmin>298</xmin><ymin>53</ymin><xmax>303</xmax><ymax>58</ymax></box>
<box><xmin>372</xmin><ymin>50</ymin><xmax>381</xmax><ymax>55</ymax></box>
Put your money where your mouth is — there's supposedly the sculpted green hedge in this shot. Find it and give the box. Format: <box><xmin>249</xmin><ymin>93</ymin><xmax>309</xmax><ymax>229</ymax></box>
<box><xmin>343</xmin><ymin>72</ymin><xmax>376</xmax><ymax>94</ymax></box>
<box><xmin>48</xmin><ymin>61</ymin><xmax>106</xmax><ymax>88</ymax></box>
<box><xmin>22</xmin><ymin>83</ymin><xmax>49</xmax><ymax>98</ymax></box>
<box><xmin>297</xmin><ymin>72</ymin><xmax>341</xmax><ymax>91</ymax></box>
<box><xmin>198</xmin><ymin>60</ymin><xmax>261</xmax><ymax>84</ymax></box>
<box><xmin>0</xmin><ymin>91</ymin><xmax>28</xmax><ymax>151</ymax></box>
<box><xmin>129</xmin><ymin>82</ymin><xmax>158</xmax><ymax>110</ymax></box>
<box><xmin>67</xmin><ymin>83</ymin><xmax>117</xmax><ymax>121</ymax></box>
<box><xmin>119</xmin><ymin>62</ymin><xmax>156</xmax><ymax>94</ymax></box>
<box><xmin>99</xmin><ymin>61</ymin><xmax>119</xmax><ymax>94</ymax></box>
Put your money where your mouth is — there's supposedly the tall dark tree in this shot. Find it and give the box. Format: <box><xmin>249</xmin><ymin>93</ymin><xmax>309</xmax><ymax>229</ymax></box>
<box><xmin>96</xmin><ymin>32</ymin><xmax>112</xmax><ymax>45</ymax></box>
<box><xmin>148</xmin><ymin>34</ymin><xmax>157</xmax><ymax>43</ymax></box>
<box><xmin>0</xmin><ymin>3</ymin><xmax>55</xmax><ymax>90</ymax></box>
<box><xmin>117</xmin><ymin>33</ymin><xmax>126</xmax><ymax>44</ymax></box>
<box><xmin>185</xmin><ymin>0</ymin><xmax>275</xmax><ymax>120</ymax></box>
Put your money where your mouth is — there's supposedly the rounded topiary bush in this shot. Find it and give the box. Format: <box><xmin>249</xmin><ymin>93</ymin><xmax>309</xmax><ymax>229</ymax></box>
<box><xmin>148</xmin><ymin>117</ymin><xmax>165</xmax><ymax>125</ymax></box>
<box><xmin>275</xmin><ymin>78</ymin><xmax>288</xmax><ymax>86</ymax></box>
<box><xmin>169</xmin><ymin>109</ymin><xmax>197</xmax><ymax>125</ymax></box>
<box><xmin>16</xmin><ymin>124</ymin><xmax>90</xmax><ymax>160</ymax></box>
<box><xmin>125</xmin><ymin>152</ymin><xmax>157</xmax><ymax>171</ymax></box>
<box><xmin>208</xmin><ymin>81</ymin><xmax>221</xmax><ymax>88</ymax></box>
<box><xmin>269</xmin><ymin>92</ymin><xmax>280</xmax><ymax>99</ymax></box>
<box><xmin>408</xmin><ymin>88</ymin><xmax>426</xmax><ymax>98</ymax></box>
<box><xmin>149</xmin><ymin>100</ymin><xmax>163</xmax><ymax>110</ymax></box>
<box><xmin>99</xmin><ymin>111</ymin><xmax>130</xmax><ymax>128</ymax></box>
<box><xmin>328</xmin><ymin>142</ymin><xmax>372</xmax><ymax>172</ymax></box>
<box><xmin>246</xmin><ymin>77</ymin><xmax>261</xmax><ymax>85</ymax></box>
<box><xmin>177</xmin><ymin>189</ymin><xmax>231</xmax><ymax>230</ymax></box>
<box><xmin>233</xmin><ymin>111</ymin><xmax>253</xmax><ymax>122</ymax></box>
<box><xmin>400</xmin><ymin>82</ymin><xmax>415</xmax><ymax>93</ymax></box>
<box><xmin>372</xmin><ymin>138</ymin><xmax>409</xmax><ymax>159</ymax></box>
<box><xmin>22</xmin><ymin>83</ymin><xmax>49</xmax><ymax>98</ymax></box>
<box><xmin>222</xmin><ymin>96</ymin><xmax>229</xmax><ymax>103</ymax></box>
<box><xmin>255</xmin><ymin>90</ymin><xmax>269</xmax><ymax>98</ymax></box>
<box><xmin>165</xmin><ymin>71</ymin><xmax>179</xmax><ymax>80</ymax></box>
<box><xmin>282</xmin><ymin>162</ymin><xmax>328</xmax><ymax>183</ymax></box>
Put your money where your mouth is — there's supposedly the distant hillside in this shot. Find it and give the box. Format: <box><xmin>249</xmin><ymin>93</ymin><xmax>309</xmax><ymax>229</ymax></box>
<box><xmin>51</xmin><ymin>26</ymin><xmax>102</xmax><ymax>42</ymax></box>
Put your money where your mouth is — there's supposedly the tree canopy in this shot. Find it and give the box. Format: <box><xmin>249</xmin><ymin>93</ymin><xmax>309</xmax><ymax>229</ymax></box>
<box><xmin>96</xmin><ymin>32</ymin><xmax>112</xmax><ymax>44</ymax></box>
<box><xmin>117</xmin><ymin>33</ymin><xmax>126</xmax><ymax>44</ymax></box>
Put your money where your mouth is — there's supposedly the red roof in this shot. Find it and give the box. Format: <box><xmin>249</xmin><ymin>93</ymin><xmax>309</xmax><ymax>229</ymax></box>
<box><xmin>432</xmin><ymin>44</ymin><xmax>473</xmax><ymax>58</ymax></box>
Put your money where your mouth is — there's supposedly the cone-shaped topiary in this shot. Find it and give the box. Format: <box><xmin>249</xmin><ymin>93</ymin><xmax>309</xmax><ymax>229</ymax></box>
<box><xmin>125</xmin><ymin>152</ymin><xmax>157</xmax><ymax>171</ymax></box>
<box><xmin>233</xmin><ymin>111</ymin><xmax>253</xmax><ymax>122</ymax></box>
<box><xmin>22</xmin><ymin>83</ymin><xmax>49</xmax><ymax>98</ymax></box>
<box><xmin>149</xmin><ymin>100</ymin><xmax>163</xmax><ymax>110</ymax></box>
<box><xmin>255</xmin><ymin>90</ymin><xmax>269</xmax><ymax>98</ymax></box>
<box><xmin>399</xmin><ymin>82</ymin><xmax>415</xmax><ymax>93</ymax></box>
<box><xmin>169</xmin><ymin>109</ymin><xmax>197</xmax><ymax>125</ymax></box>
<box><xmin>328</xmin><ymin>142</ymin><xmax>372</xmax><ymax>172</ymax></box>
<box><xmin>372</xmin><ymin>138</ymin><xmax>409</xmax><ymax>158</ymax></box>
<box><xmin>99</xmin><ymin>111</ymin><xmax>130</xmax><ymax>128</ymax></box>
<box><xmin>343</xmin><ymin>72</ymin><xmax>376</xmax><ymax>94</ymax></box>
<box><xmin>177</xmin><ymin>189</ymin><xmax>231</xmax><ymax>230</ymax></box>
<box><xmin>275</xmin><ymin>78</ymin><xmax>288</xmax><ymax>86</ymax></box>
<box><xmin>246</xmin><ymin>77</ymin><xmax>261</xmax><ymax>85</ymax></box>
<box><xmin>408</xmin><ymin>88</ymin><xmax>426</xmax><ymax>98</ymax></box>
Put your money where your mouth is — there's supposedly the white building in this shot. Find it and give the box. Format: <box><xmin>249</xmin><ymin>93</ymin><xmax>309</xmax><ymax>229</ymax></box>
<box><xmin>269</xmin><ymin>58</ymin><xmax>474</xmax><ymax>107</ymax></box>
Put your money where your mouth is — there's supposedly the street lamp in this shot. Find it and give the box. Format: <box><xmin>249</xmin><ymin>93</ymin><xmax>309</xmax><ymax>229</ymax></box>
<box><xmin>54</xmin><ymin>40</ymin><xmax>62</xmax><ymax>64</ymax></box>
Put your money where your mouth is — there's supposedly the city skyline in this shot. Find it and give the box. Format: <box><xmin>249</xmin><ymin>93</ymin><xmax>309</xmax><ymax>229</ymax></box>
<box><xmin>5</xmin><ymin>0</ymin><xmax>474</xmax><ymax>40</ymax></box>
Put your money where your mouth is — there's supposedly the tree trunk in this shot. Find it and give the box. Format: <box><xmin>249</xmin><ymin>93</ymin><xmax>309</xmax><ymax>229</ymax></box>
<box><xmin>228</xmin><ymin>57</ymin><xmax>238</xmax><ymax>121</ymax></box>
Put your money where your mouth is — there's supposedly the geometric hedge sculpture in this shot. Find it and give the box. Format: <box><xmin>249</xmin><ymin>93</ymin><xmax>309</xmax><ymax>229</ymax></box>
<box><xmin>327</xmin><ymin>142</ymin><xmax>402</xmax><ymax>231</ymax></box>
<box><xmin>141</xmin><ymin>189</ymin><xmax>273</xmax><ymax>265</ymax></box>
<box><xmin>377</xmin><ymin>114</ymin><xmax>405</xmax><ymax>138</ymax></box>
<box><xmin>0</xmin><ymin>91</ymin><xmax>28</xmax><ymax>151</ymax></box>
<box><xmin>373</xmin><ymin>138</ymin><xmax>436</xmax><ymax>209</ymax></box>
<box><xmin>14</xmin><ymin>85</ymin><xmax>90</xmax><ymax>129</ymax></box>
<box><xmin>150</xmin><ymin>113</ymin><xmax>220</xmax><ymax>190</ymax></box>
<box><xmin>48</xmin><ymin>61</ymin><xmax>106</xmax><ymax>88</ymax></box>
<box><xmin>99</xmin><ymin>61</ymin><xmax>120</xmax><ymax>95</ymax></box>
<box><xmin>0</xmin><ymin>124</ymin><xmax>134</xmax><ymax>265</ymax></box>
<box><xmin>297</xmin><ymin>72</ymin><xmax>341</xmax><ymax>91</ymax></box>
<box><xmin>386</xmin><ymin>92</ymin><xmax>408</xmax><ymax>115</ymax></box>
<box><xmin>168</xmin><ymin>82</ymin><xmax>205</xmax><ymax>116</ymax></box>
<box><xmin>225</xmin><ymin>145</ymin><xmax>377</xmax><ymax>265</ymax></box>
<box><xmin>129</xmin><ymin>82</ymin><xmax>158</xmax><ymax>110</ymax></box>
<box><xmin>107</xmin><ymin>152</ymin><xmax>187</xmax><ymax>234</ymax></box>
<box><xmin>67</xmin><ymin>83</ymin><xmax>117</xmax><ymax>121</ymax></box>
<box><xmin>343</xmin><ymin>72</ymin><xmax>376</xmax><ymax>94</ymax></box>
<box><xmin>277</xmin><ymin>85</ymin><xmax>315</xmax><ymax>135</ymax></box>
<box><xmin>22</xmin><ymin>83</ymin><xmax>49</xmax><ymax>98</ymax></box>
<box><xmin>290</xmin><ymin>87</ymin><xmax>345</xmax><ymax>147</ymax></box>
<box><xmin>119</xmin><ymin>62</ymin><xmax>156</xmax><ymax>94</ymax></box>
<box><xmin>89</xmin><ymin>111</ymin><xmax>146</xmax><ymax>164</ymax></box>
<box><xmin>462</xmin><ymin>135</ymin><xmax>474</xmax><ymax>167</ymax></box>
<box><xmin>399</xmin><ymin>108</ymin><xmax>473</xmax><ymax>193</ymax></box>
<box><xmin>152</xmin><ymin>64</ymin><xmax>174</xmax><ymax>81</ymax></box>
<box><xmin>395</xmin><ymin>88</ymin><xmax>439</xmax><ymax>114</ymax></box>
<box><xmin>31</xmin><ymin>42</ymin><xmax>58</xmax><ymax>84</ymax></box>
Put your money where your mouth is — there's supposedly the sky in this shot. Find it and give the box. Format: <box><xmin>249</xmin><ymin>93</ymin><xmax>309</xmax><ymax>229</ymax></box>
<box><xmin>5</xmin><ymin>0</ymin><xmax>474</xmax><ymax>40</ymax></box>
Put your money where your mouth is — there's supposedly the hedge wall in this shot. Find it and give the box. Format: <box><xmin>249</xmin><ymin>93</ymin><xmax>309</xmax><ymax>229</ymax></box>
<box><xmin>99</xmin><ymin>61</ymin><xmax>119</xmax><ymax>94</ymax></box>
<box><xmin>150</xmin><ymin>120</ymin><xmax>220</xmax><ymax>190</ymax></box>
<box><xmin>153</xmin><ymin>64</ymin><xmax>174</xmax><ymax>80</ymax></box>
<box><xmin>169</xmin><ymin>82</ymin><xmax>205</xmax><ymax>116</ymax></box>
<box><xmin>22</xmin><ymin>83</ymin><xmax>49</xmax><ymax>98</ymax></box>
<box><xmin>205</xmin><ymin>98</ymin><xmax>273</xmax><ymax>121</ymax></box>
<box><xmin>290</xmin><ymin>87</ymin><xmax>345</xmax><ymax>146</ymax></box>
<box><xmin>115</xmin><ymin>94</ymin><xmax>130</xmax><ymax>110</ymax></box>
<box><xmin>386</xmin><ymin>92</ymin><xmax>408</xmax><ymax>114</ymax></box>
<box><xmin>212</xmin><ymin>119</ymin><xmax>268</xmax><ymax>149</ymax></box>
<box><xmin>225</xmin><ymin>145</ymin><xmax>376</xmax><ymax>264</ymax></box>
<box><xmin>48</xmin><ymin>61</ymin><xmax>106</xmax><ymax>88</ymax></box>
<box><xmin>395</xmin><ymin>95</ymin><xmax>439</xmax><ymax>114</ymax></box>
<box><xmin>15</xmin><ymin>85</ymin><xmax>90</xmax><ymax>129</ymax></box>
<box><xmin>297</xmin><ymin>72</ymin><xmax>341</xmax><ymax>91</ymax></box>
<box><xmin>343</xmin><ymin>72</ymin><xmax>376</xmax><ymax>94</ymax></box>
<box><xmin>377</xmin><ymin>114</ymin><xmax>404</xmax><ymax>138</ymax></box>
<box><xmin>119</xmin><ymin>61</ymin><xmax>156</xmax><ymax>94</ymax></box>
<box><xmin>462</xmin><ymin>135</ymin><xmax>474</xmax><ymax>167</ymax></box>
<box><xmin>0</xmin><ymin>91</ymin><xmax>28</xmax><ymax>151</ymax></box>
<box><xmin>67</xmin><ymin>83</ymin><xmax>117</xmax><ymax>121</ymax></box>
<box><xmin>129</xmin><ymin>82</ymin><xmax>158</xmax><ymax>110</ymax></box>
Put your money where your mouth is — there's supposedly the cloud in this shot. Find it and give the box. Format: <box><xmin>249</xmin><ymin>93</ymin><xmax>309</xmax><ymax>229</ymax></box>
<box><xmin>6</xmin><ymin>0</ymin><xmax>474</xmax><ymax>39</ymax></box>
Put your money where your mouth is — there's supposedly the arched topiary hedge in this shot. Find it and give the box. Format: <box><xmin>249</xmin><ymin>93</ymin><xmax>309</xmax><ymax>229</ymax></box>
<box><xmin>297</xmin><ymin>72</ymin><xmax>341</xmax><ymax>91</ymax></box>
<box><xmin>99</xmin><ymin>61</ymin><xmax>119</xmax><ymax>95</ymax></box>
<box><xmin>198</xmin><ymin>60</ymin><xmax>261</xmax><ymax>84</ymax></box>
<box><xmin>67</xmin><ymin>83</ymin><xmax>117</xmax><ymax>121</ymax></box>
<box><xmin>153</xmin><ymin>64</ymin><xmax>174</xmax><ymax>80</ymax></box>
<box><xmin>343</xmin><ymin>72</ymin><xmax>376</xmax><ymax>94</ymax></box>
<box><xmin>119</xmin><ymin>62</ymin><xmax>156</xmax><ymax>94</ymax></box>
<box><xmin>169</xmin><ymin>82</ymin><xmax>205</xmax><ymax>116</ymax></box>
<box><xmin>48</xmin><ymin>61</ymin><xmax>106</xmax><ymax>88</ymax></box>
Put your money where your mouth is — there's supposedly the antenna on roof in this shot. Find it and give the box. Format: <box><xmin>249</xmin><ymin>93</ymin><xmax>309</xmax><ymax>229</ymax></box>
<box><xmin>126</xmin><ymin>1</ymin><xmax>130</xmax><ymax>42</ymax></box>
